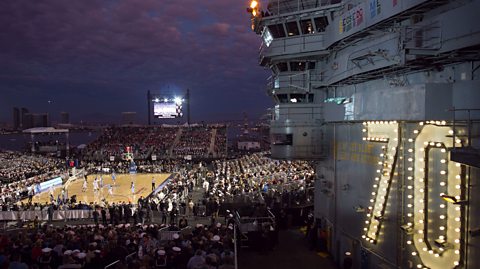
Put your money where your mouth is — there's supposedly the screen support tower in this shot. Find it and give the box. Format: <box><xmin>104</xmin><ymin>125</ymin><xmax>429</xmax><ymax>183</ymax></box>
<box><xmin>186</xmin><ymin>88</ymin><xmax>190</xmax><ymax>125</ymax></box>
<box><xmin>147</xmin><ymin>90</ymin><xmax>152</xmax><ymax>125</ymax></box>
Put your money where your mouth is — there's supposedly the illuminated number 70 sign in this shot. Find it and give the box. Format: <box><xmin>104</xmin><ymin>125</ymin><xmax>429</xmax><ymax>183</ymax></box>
<box><xmin>407</xmin><ymin>122</ymin><xmax>463</xmax><ymax>269</ymax></box>
<box><xmin>361</xmin><ymin>121</ymin><xmax>399</xmax><ymax>244</ymax></box>
<box><xmin>362</xmin><ymin>121</ymin><xmax>464</xmax><ymax>269</ymax></box>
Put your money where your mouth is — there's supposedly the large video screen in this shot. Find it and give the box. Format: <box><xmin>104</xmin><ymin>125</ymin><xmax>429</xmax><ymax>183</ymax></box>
<box><xmin>154</xmin><ymin>102</ymin><xmax>183</xmax><ymax>118</ymax></box>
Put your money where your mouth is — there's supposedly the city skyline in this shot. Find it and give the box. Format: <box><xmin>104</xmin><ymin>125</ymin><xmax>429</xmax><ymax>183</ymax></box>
<box><xmin>0</xmin><ymin>0</ymin><xmax>272</xmax><ymax>124</ymax></box>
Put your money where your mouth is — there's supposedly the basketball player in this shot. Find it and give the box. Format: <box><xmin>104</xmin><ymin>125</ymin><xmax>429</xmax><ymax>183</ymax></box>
<box><xmin>111</xmin><ymin>170</ymin><xmax>116</xmax><ymax>185</ymax></box>
<box><xmin>28</xmin><ymin>186</ymin><xmax>34</xmax><ymax>203</ymax></box>
<box><xmin>61</xmin><ymin>188</ymin><xmax>66</xmax><ymax>203</ymax></box>
<box><xmin>131</xmin><ymin>182</ymin><xmax>135</xmax><ymax>195</ymax></box>
<box><xmin>99</xmin><ymin>175</ymin><xmax>104</xmax><ymax>188</ymax></box>
<box><xmin>108</xmin><ymin>184</ymin><xmax>113</xmax><ymax>196</ymax></box>
<box><xmin>82</xmin><ymin>178</ymin><xmax>88</xmax><ymax>192</ymax></box>
<box><xmin>152</xmin><ymin>177</ymin><xmax>156</xmax><ymax>191</ymax></box>
<box><xmin>93</xmin><ymin>178</ymin><xmax>99</xmax><ymax>193</ymax></box>
<box><xmin>35</xmin><ymin>182</ymin><xmax>41</xmax><ymax>195</ymax></box>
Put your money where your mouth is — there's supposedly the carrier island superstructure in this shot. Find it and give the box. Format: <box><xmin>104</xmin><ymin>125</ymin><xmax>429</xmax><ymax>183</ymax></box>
<box><xmin>247</xmin><ymin>0</ymin><xmax>480</xmax><ymax>268</ymax></box>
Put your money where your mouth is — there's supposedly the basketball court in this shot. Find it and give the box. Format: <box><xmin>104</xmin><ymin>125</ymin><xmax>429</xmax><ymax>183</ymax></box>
<box><xmin>27</xmin><ymin>173</ymin><xmax>170</xmax><ymax>205</ymax></box>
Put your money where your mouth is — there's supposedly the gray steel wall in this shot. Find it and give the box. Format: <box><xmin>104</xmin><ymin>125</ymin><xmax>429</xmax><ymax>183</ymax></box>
<box><xmin>315</xmin><ymin>121</ymin><xmax>480</xmax><ymax>269</ymax></box>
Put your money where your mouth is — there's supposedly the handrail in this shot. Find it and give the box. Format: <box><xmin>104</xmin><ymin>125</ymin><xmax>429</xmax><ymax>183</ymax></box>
<box><xmin>267</xmin><ymin>208</ymin><xmax>276</xmax><ymax>223</ymax></box>
<box><xmin>104</xmin><ymin>260</ymin><xmax>119</xmax><ymax>269</ymax></box>
<box><xmin>104</xmin><ymin>251</ymin><xmax>137</xmax><ymax>269</ymax></box>
<box><xmin>234</xmin><ymin>223</ymin><xmax>238</xmax><ymax>269</ymax></box>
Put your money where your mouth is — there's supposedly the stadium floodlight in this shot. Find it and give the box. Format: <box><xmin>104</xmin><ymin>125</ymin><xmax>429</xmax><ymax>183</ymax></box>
<box><xmin>290</xmin><ymin>98</ymin><xmax>298</xmax><ymax>103</ymax></box>
<box><xmin>154</xmin><ymin>98</ymin><xmax>159</xmax><ymax>102</ymax></box>
<box><xmin>164</xmin><ymin>98</ymin><xmax>169</xmax><ymax>102</ymax></box>
<box><xmin>174</xmin><ymin>97</ymin><xmax>183</xmax><ymax>104</ymax></box>
<box><xmin>247</xmin><ymin>0</ymin><xmax>260</xmax><ymax>17</ymax></box>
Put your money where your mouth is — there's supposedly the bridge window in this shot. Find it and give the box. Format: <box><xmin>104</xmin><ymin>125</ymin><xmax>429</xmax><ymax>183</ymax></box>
<box><xmin>276</xmin><ymin>94</ymin><xmax>289</xmax><ymax>103</ymax></box>
<box><xmin>300</xmin><ymin>19</ymin><xmax>315</xmax><ymax>34</ymax></box>
<box><xmin>314</xmin><ymin>16</ymin><xmax>329</xmax><ymax>32</ymax></box>
<box><xmin>276</xmin><ymin>62</ymin><xmax>288</xmax><ymax>72</ymax></box>
<box><xmin>267</xmin><ymin>24</ymin><xmax>286</xmax><ymax>38</ymax></box>
<box><xmin>307</xmin><ymin>62</ymin><xmax>316</xmax><ymax>70</ymax></box>
<box><xmin>262</xmin><ymin>28</ymin><xmax>274</xmax><ymax>47</ymax></box>
<box><xmin>285</xmin><ymin>21</ymin><xmax>300</xmax><ymax>36</ymax></box>
<box><xmin>289</xmin><ymin>93</ymin><xmax>314</xmax><ymax>103</ymax></box>
<box><xmin>290</xmin><ymin>93</ymin><xmax>306</xmax><ymax>103</ymax></box>
<box><xmin>274</xmin><ymin>77</ymin><xmax>280</xmax><ymax>88</ymax></box>
<box><xmin>290</xmin><ymin>62</ymin><xmax>306</xmax><ymax>72</ymax></box>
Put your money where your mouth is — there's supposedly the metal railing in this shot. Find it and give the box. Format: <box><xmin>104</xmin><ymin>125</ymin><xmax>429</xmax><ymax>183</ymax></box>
<box><xmin>158</xmin><ymin>225</ymin><xmax>191</xmax><ymax>241</ymax></box>
<box><xmin>260</xmin><ymin>34</ymin><xmax>326</xmax><ymax>61</ymax></box>
<box><xmin>267</xmin><ymin>0</ymin><xmax>341</xmax><ymax>16</ymax></box>
<box><xmin>159</xmin><ymin>229</ymin><xmax>179</xmax><ymax>241</ymax></box>
<box><xmin>234</xmin><ymin>209</ymin><xmax>276</xmax><ymax>233</ymax></box>
<box><xmin>402</xmin><ymin>21</ymin><xmax>442</xmax><ymax>50</ymax></box>
<box><xmin>233</xmin><ymin>223</ymin><xmax>238</xmax><ymax>269</ymax></box>
<box><xmin>104</xmin><ymin>251</ymin><xmax>137</xmax><ymax>269</ymax></box>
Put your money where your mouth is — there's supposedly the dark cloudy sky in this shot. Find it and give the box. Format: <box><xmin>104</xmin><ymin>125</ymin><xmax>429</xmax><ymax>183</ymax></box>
<box><xmin>0</xmin><ymin>0</ymin><xmax>272</xmax><ymax>124</ymax></box>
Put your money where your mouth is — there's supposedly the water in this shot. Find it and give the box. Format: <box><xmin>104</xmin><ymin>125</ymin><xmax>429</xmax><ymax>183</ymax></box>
<box><xmin>0</xmin><ymin>131</ymin><xmax>99</xmax><ymax>151</ymax></box>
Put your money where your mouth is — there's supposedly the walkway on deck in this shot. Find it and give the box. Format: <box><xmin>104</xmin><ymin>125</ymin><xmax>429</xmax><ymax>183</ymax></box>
<box><xmin>238</xmin><ymin>228</ymin><xmax>338</xmax><ymax>269</ymax></box>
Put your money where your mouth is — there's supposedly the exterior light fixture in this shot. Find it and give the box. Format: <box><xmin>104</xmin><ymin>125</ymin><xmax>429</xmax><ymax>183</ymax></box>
<box><xmin>400</xmin><ymin>224</ymin><xmax>414</xmax><ymax>235</ymax></box>
<box><xmin>440</xmin><ymin>194</ymin><xmax>467</xmax><ymax>205</ymax></box>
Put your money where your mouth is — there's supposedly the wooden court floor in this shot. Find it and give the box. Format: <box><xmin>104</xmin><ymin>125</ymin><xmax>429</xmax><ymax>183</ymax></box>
<box><xmin>28</xmin><ymin>173</ymin><xmax>170</xmax><ymax>205</ymax></box>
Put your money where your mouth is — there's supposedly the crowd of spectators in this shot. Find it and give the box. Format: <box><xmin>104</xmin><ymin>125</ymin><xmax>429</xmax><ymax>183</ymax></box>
<box><xmin>86</xmin><ymin>126</ymin><xmax>227</xmax><ymax>161</ymax></box>
<box><xmin>0</xmin><ymin>122</ymin><xmax>317</xmax><ymax>265</ymax></box>
<box><xmin>213</xmin><ymin>128</ymin><xmax>227</xmax><ymax>158</ymax></box>
<box><xmin>205</xmin><ymin>153</ymin><xmax>315</xmax><ymax>205</ymax></box>
<box><xmin>144</xmin><ymin>128</ymin><xmax>178</xmax><ymax>157</ymax></box>
<box><xmin>0</xmin><ymin>151</ymin><xmax>64</xmax><ymax>182</ymax></box>
<box><xmin>84</xmin><ymin>159</ymin><xmax>187</xmax><ymax>175</ymax></box>
<box><xmin>0</xmin><ymin>151</ymin><xmax>66</xmax><ymax>205</ymax></box>
<box><xmin>144</xmin><ymin>152</ymin><xmax>314</xmax><ymax>235</ymax></box>
<box><xmin>173</xmin><ymin>127</ymin><xmax>213</xmax><ymax>158</ymax></box>
<box><xmin>86</xmin><ymin>127</ymin><xmax>152</xmax><ymax>161</ymax></box>
<box><xmin>0</xmin><ymin>149</ymin><xmax>317</xmax><ymax>268</ymax></box>
<box><xmin>0</xmin><ymin>221</ymin><xmax>235</xmax><ymax>269</ymax></box>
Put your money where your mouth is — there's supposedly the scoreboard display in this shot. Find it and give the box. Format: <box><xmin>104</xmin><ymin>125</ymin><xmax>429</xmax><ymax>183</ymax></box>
<box><xmin>153</xmin><ymin>98</ymin><xmax>183</xmax><ymax>119</ymax></box>
<box><xmin>148</xmin><ymin>90</ymin><xmax>188</xmax><ymax>124</ymax></box>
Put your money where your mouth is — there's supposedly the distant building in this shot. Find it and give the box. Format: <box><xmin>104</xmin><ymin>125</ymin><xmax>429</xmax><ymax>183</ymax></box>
<box><xmin>122</xmin><ymin>112</ymin><xmax>136</xmax><ymax>125</ymax></box>
<box><xmin>60</xmin><ymin>112</ymin><xmax>70</xmax><ymax>124</ymax></box>
<box><xmin>20</xmin><ymin>107</ymin><xmax>29</xmax><ymax>129</ymax></box>
<box><xmin>12</xmin><ymin>107</ymin><xmax>20</xmax><ymax>130</ymax></box>
<box><xmin>24</xmin><ymin>113</ymin><xmax>49</xmax><ymax>128</ymax></box>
